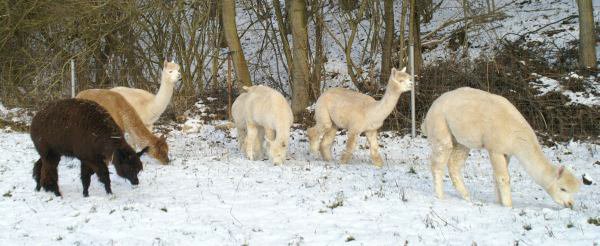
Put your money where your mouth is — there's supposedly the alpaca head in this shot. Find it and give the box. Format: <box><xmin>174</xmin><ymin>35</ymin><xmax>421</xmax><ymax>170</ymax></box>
<box><xmin>547</xmin><ymin>166</ymin><xmax>581</xmax><ymax>208</ymax></box>
<box><xmin>113</xmin><ymin>146</ymin><xmax>147</xmax><ymax>185</ymax></box>
<box><xmin>149</xmin><ymin>135</ymin><xmax>170</xmax><ymax>164</ymax></box>
<box><xmin>387</xmin><ymin>67</ymin><xmax>412</xmax><ymax>93</ymax></box>
<box><xmin>162</xmin><ymin>60</ymin><xmax>181</xmax><ymax>84</ymax></box>
<box><xmin>267</xmin><ymin>139</ymin><xmax>288</xmax><ymax>165</ymax></box>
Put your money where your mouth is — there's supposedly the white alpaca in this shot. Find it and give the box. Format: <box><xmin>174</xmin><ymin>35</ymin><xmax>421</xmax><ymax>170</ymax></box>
<box><xmin>232</xmin><ymin>85</ymin><xmax>294</xmax><ymax>165</ymax></box>
<box><xmin>422</xmin><ymin>87</ymin><xmax>581</xmax><ymax>208</ymax></box>
<box><xmin>307</xmin><ymin>67</ymin><xmax>412</xmax><ymax>167</ymax></box>
<box><xmin>111</xmin><ymin>60</ymin><xmax>180</xmax><ymax>130</ymax></box>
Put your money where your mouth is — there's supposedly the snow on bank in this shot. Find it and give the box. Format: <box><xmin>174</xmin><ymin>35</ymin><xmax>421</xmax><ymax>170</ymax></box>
<box><xmin>530</xmin><ymin>73</ymin><xmax>600</xmax><ymax>106</ymax></box>
<box><xmin>1</xmin><ymin>124</ymin><xmax>599</xmax><ymax>245</ymax></box>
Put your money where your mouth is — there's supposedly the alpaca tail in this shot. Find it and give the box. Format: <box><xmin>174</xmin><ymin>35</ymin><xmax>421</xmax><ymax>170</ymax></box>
<box><xmin>242</xmin><ymin>86</ymin><xmax>251</xmax><ymax>92</ymax></box>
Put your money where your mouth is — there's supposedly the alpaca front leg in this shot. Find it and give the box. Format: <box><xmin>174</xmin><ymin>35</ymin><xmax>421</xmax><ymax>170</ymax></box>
<box><xmin>80</xmin><ymin>162</ymin><xmax>94</xmax><ymax>197</ymax></box>
<box><xmin>33</xmin><ymin>159</ymin><xmax>42</xmax><ymax>191</ymax></box>
<box><xmin>236</xmin><ymin>126</ymin><xmax>247</xmax><ymax>153</ymax></box>
<box><xmin>448</xmin><ymin>145</ymin><xmax>471</xmax><ymax>201</ymax></box>
<box><xmin>340</xmin><ymin>130</ymin><xmax>359</xmax><ymax>164</ymax></box>
<box><xmin>40</xmin><ymin>154</ymin><xmax>61</xmax><ymax>197</ymax></box>
<box><xmin>430</xmin><ymin>147</ymin><xmax>452</xmax><ymax>199</ymax></box>
<box><xmin>95</xmin><ymin>163</ymin><xmax>112</xmax><ymax>195</ymax></box>
<box><xmin>365</xmin><ymin>130</ymin><xmax>383</xmax><ymax>167</ymax></box>
<box><xmin>319</xmin><ymin>128</ymin><xmax>337</xmax><ymax>161</ymax></box>
<box><xmin>490</xmin><ymin>152</ymin><xmax>512</xmax><ymax>207</ymax></box>
<box><xmin>245</xmin><ymin>124</ymin><xmax>258</xmax><ymax>160</ymax></box>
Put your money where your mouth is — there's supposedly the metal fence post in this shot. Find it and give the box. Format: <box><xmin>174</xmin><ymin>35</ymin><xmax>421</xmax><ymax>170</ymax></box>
<box><xmin>409</xmin><ymin>44</ymin><xmax>416</xmax><ymax>138</ymax></box>
<box><xmin>70</xmin><ymin>59</ymin><xmax>76</xmax><ymax>98</ymax></box>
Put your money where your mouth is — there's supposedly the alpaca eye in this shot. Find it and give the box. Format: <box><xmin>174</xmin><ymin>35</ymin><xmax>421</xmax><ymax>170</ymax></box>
<box><xmin>560</xmin><ymin>188</ymin><xmax>567</xmax><ymax>192</ymax></box>
<box><xmin>169</xmin><ymin>71</ymin><xmax>173</xmax><ymax>73</ymax></box>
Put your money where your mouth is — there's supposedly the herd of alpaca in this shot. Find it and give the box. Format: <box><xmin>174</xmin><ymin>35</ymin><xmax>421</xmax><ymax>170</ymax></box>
<box><xmin>28</xmin><ymin>62</ymin><xmax>581</xmax><ymax>209</ymax></box>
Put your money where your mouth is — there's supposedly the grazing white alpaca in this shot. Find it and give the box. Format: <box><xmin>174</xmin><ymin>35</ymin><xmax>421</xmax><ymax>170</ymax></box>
<box><xmin>232</xmin><ymin>85</ymin><xmax>294</xmax><ymax>165</ymax></box>
<box><xmin>307</xmin><ymin>67</ymin><xmax>412</xmax><ymax>167</ymax></box>
<box><xmin>111</xmin><ymin>60</ymin><xmax>180</xmax><ymax>130</ymax></box>
<box><xmin>422</xmin><ymin>87</ymin><xmax>581</xmax><ymax>208</ymax></box>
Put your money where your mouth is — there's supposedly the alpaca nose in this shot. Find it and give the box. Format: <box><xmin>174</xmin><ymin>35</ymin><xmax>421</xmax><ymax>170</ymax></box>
<box><xmin>565</xmin><ymin>201</ymin><xmax>573</xmax><ymax>209</ymax></box>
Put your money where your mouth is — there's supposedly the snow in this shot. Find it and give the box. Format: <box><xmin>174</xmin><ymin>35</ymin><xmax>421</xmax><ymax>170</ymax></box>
<box><xmin>1</xmin><ymin>123</ymin><xmax>599</xmax><ymax>245</ymax></box>
<box><xmin>530</xmin><ymin>73</ymin><xmax>600</xmax><ymax>106</ymax></box>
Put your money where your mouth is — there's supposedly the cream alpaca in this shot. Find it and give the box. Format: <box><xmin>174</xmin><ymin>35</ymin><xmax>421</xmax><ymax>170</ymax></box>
<box><xmin>77</xmin><ymin>89</ymin><xmax>170</xmax><ymax>164</ymax></box>
<box><xmin>307</xmin><ymin>67</ymin><xmax>412</xmax><ymax>167</ymax></box>
<box><xmin>232</xmin><ymin>85</ymin><xmax>293</xmax><ymax>165</ymax></box>
<box><xmin>422</xmin><ymin>87</ymin><xmax>580</xmax><ymax>208</ymax></box>
<box><xmin>111</xmin><ymin>60</ymin><xmax>180</xmax><ymax>130</ymax></box>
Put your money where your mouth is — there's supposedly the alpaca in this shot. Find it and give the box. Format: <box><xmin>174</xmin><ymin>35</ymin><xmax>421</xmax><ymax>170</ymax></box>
<box><xmin>421</xmin><ymin>87</ymin><xmax>581</xmax><ymax>208</ymax></box>
<box><xmin>30</xmin><ymin>99</ymin><xmax>147</xmax><ymax>197</ymax></box>
<box><xmin>76</xmin><ymin>89</ymin><xmax>169</xmax><ymax>164</ymax></box>
<box><xmin>111</xmin><ymin>60</ymin><xmax>180</xmax><ymax>130</ymax></box>
<box><xmin>232</xmin><ymin>85</ymin><xmax>293</xmax><ymax>165</ymax></box>
<box><xmin>307</xmin><ymin>67</ymin><xmax>412</xmax><ymax>167</ymax></box>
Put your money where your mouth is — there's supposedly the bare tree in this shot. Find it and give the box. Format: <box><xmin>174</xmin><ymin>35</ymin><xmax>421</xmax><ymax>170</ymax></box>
<box><xmin>221</xmin><ymin>0</ymin><xmax>252</xmax><ymax>88</ymax></box>
<box><xmin>575</xmin><ymin>0</ymin><xmax>597</xmax><ymax>69</ymax></box>
<box><xmin>380</xmin><ymin>0</ymin><xmax>394</xmax><ymax>85</ymax></box>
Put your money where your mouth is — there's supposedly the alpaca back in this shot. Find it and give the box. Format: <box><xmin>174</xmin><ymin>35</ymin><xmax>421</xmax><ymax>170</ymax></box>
<box><xmin>77</xmin><ymin>89</ymin><xmax>169</xmax><ymax>164</ymax></box>
<box><xmin>30</xmin><ymin>99</ymin><xmax>125</xmax><ymax>160</ymax></box>
<box><xmin>423</xmin><ymin>87</ymin><xmax>537</xmax><ymax>153</ymax></box>
<box><xmin>315</xmin><ymin>88</ymin><xmax>375</xmax><ymax>129</ymax></box>
<box><xmin>242</xmin><ymin>85</ymin><xmax>293</xmax><ymax>131</ymax></box>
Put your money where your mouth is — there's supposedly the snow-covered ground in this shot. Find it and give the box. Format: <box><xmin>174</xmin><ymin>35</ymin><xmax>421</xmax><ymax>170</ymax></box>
<box><xmin>1</xmin><ymin>123</ymin><xmax>599</xmax><ymax>245</ymax></box>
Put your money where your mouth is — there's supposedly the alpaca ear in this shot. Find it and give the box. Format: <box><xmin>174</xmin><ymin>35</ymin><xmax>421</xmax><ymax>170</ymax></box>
<box><xmin>163</xmin><ymin>59</ymin><xmax>168</xmax><ymax>67</ymax></box>
<box><xmin>400</xmin><ymin>67</ymin><xmax>407</xmax><ymax>73</ymax></box>
<box><xmin>137</xmin><ymin>146</ymin><xmax>150</xmax><ymax>157</ymax></box>
<box><xmin>557</xmin><ymin>166</ymin><xmax>565</xmax><ymax>178</ymax></box>
<box><xmin>159</xmin><ymin>134</ymin><xmax>167</xmax><ymax>141</ymax></box>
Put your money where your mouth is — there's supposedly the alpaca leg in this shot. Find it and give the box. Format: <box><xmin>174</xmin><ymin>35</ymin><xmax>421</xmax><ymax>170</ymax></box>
<box><xmin>245</xmin><ymin>124</ymin><xmax>258</xmax><ymax>160</ymax></box>
<box><xmin>259</xmin><ymin>127</ymin><xmax>271</xmax><ymax>160</ymax></box>
<box><xmin>490</xmin><ymin>152</ymin><xmax>512</xmax><ymax>207</ymax></box>
<box><xmin>80</xmin><ymin>162</ymin><xmax>95</xmax><ymax>197</ymax></box>
<box><xmin>307</xmin><ymin>126</ymin><xmax>324</xmax><ymax>156</ymax></box>
<box><xmin>448</xmin><ymin>144</ymin><xmax>471</xmax><ymax>201</ymax></box>
<box><xmin>40</xmin><ymin>153</ymin><xmax>61</xmax><ymax>197</ymax></box>
<box><xmin>430</xmin><ymin>144</ymin><xmax>452</xmax><ymax>200</ymax></box>
<box><xmin>340</xmin><ymin>130</ymin><xmax>360</xmax><ymax>164</ymax></box>
<box><xmin>236</xmin><ymin>126</ymin><xmax>247</xmax><ymax>155</ymax></box>
<box><xmin>365</xmin><ymin>130</ymin><xmax>383</xmax><ymax>167</ymax></box>
<box><xmin>319</xmin><ymin>128</ymin><xmax>337</xmax><ymax>161</ymax></box>
<box><xmin>33</xmin><ymin>159</ymin><xmax>42</xmax><ymax>191</ymax></box>
<box><xmin>95</xmin><ymin>162</ymin><xmax>112</xmax><ymax>195</ymax></box>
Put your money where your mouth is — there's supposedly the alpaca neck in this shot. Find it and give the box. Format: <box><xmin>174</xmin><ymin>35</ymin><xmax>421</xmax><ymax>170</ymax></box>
<box><xmin>126</xmin><ymin>127</ymin><xmax>153</xmax><ymax>151</ymax></box>
<box><xmin>368</xmin><ymin>85</ymin><xmax>401</xmax><ymax>124</ymax></box>
<box><xmin>151</xmin><ymin>74</ymin><xmax>174</xmax><ymax>115</ymax></box>
<box><xmin>514</xmin><ymin>143</ymin><xmax>556</xmax><ymax>190</ymax></box>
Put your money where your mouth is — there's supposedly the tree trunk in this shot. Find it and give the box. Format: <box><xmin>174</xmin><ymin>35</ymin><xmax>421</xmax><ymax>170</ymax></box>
<box><xmin>576</xmin><ymin>0</ymin><xmax>597</xmax><ymax>69</ymax></box>
<box><xmin>380</xmin><ymin>0</ymin><xmax>394</xmax><ymax>85</ymax></box>
<box><xmin>310</xmin><ymin>0</ymin><xmax>325</xmax><ymax>101</ymax></box>
<box><xmin>398</xmin><ymin>0</ymin><xmax>408</xmax><ymax>69</ymax></box>
<box><xmin>221</xmin><ymin>0</ymin><xmax>252</xmax><ymax>89</ymax></box>
<box><xmin>409</xmin><ymin>0</ymin><xmax>423</xmax><ymax>75</ymax></box>
<box><xmin>289</xmin><ymin>0</ymin><xmax>311</xmax><ymax>116</ymax></box>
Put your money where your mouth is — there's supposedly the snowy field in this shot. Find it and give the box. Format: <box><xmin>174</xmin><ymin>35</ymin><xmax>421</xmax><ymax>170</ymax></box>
<box><xmin>0</xmin><ymin>124</ymin><xmax>599</xmax><ymax>245</ymax></box>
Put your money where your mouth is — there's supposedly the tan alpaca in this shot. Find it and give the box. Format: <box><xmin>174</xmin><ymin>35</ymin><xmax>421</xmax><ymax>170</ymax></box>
<box><xmin>422</xmin><ymin>87</ymin><xmax>580</xmax><ymax>208</ymax></box>
<box><xmin>111</xmin><ymin>60</ymin><xmax>180</xmax><ymax>130</ymax></box>
<box><xmin>76</xmin><ymin>89</ymin><xmax>170</xmax><ymax>165</ymax></box>
<box><xmin>232</xmin><ymin>85</ymin><xmax>293</xmax><ymax>165</ymax></box>
<box><xmin>307</xmin><ymin>67</ymin><xmax>412</xmax><ymax>167</ymax></box>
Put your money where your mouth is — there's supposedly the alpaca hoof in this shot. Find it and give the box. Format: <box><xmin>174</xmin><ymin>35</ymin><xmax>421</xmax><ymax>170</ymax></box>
<box><xmin>372</xmin><ymin>159</ymin><xmax>383</xmax><ymax>168</ymax></box>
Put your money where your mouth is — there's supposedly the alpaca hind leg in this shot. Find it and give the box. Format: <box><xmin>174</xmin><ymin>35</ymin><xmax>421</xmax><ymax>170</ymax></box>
<box><xmin>448</xmin><ymin>144</ymin><xmax>471</xmax><ymax>201</ymax></box>
<box><xmin>319</xmin><ymin>128</ymin><xmax>337</xmax><ymax>161</ymax></box>
<box><xmin>236</xmin><ymin>126</ymin><xmax>247</xmax><ymax>155</ymax></box>
<box><xmin>489</xmin><ymin>152</ymin><xmax>512</xmax><ymax>207</ymax></box>
<box><xmin>245</xmin><ymin>124</ymin><xmax>258</xmax><ymax>160</ymax></box>
<box><xmin>307</xmin><ymin>126</ymin><xmax>323</xmax><ymax>155</ymax></box>
<box><xmin>340</xmin><ymin>130</ymin><xmax>360</xmax><ymax>164</ymax></box>
<box><xmin>365</xmin><ymin>130</ymin><xmax>383</xmax><ymax>167</ymax></box>
<box><xmin>259</xmin><ymin>127</ymin><xmax>272</xmax><ymax>160</ymax></box>
<box><xmin>431</xmin><ymin>146</ymin><xmax>452</xmax><ymax>199</ymax></box>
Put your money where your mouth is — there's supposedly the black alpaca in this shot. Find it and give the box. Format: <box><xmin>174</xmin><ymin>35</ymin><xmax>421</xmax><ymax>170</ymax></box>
<box><xmin>30</xmin><ymin>99</ymin><xmax>147</xmax><ymax>197</ymax></box>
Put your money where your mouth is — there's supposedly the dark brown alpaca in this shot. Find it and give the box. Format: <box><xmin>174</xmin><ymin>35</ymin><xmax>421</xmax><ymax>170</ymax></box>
<box><xmin>30</xmin><ymin>99</ymin><xmax>147</xmax><ymax>197</ymax></box>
